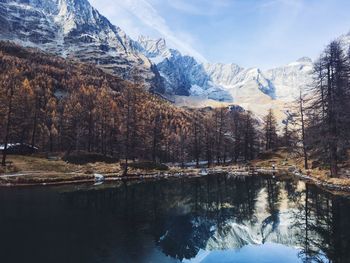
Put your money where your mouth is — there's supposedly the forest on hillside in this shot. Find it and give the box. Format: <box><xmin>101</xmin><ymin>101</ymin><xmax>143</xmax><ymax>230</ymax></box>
<box><xmin>0</xmin><ymin>42</ymin><xmax>260</xmax><ymax>172</ymax></box>
<box><xmin>0</xmin><ymin>40</ymin><xmax>350</xmax><ymax>177</ymax></box>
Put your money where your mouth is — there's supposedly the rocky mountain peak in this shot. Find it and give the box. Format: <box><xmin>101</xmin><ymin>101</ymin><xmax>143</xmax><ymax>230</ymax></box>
<box><xmin>137</xmin><ymin>35</ymin><xmax>171</xmax><ymax>60</ymax></box>
<box><xmin>0</xmin><ymin>0</ymin><xmax>319</xmax><ymax>119</ymax></box>
<box><xmin>296</xmin><ymin>57</ymin><xmax>312</xmax><ymax>63</ymax></box>
<box><xmin>0</xmin><ymin>0</ymin><xmax>167</xmax><ymax>93</ymax></box>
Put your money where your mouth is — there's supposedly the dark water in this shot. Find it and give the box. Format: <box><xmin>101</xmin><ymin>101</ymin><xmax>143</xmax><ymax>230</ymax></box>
<box><xmin>0</xmin><ymin>175</ymin><xmax>349</xmax><ymax>263</ymax></box>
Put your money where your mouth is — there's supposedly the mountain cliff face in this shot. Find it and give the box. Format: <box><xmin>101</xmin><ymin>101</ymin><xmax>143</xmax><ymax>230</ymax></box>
<box><xmin>265</xmin><ymin>57</ymin><xmax>313</xmax><ymax>101</ymax></box>
<box><xmin>0</xmin><ymin>0</ymin><xmax>164</xmax><ymax>92</ymax></box>
<box><xmin>136</xmin><ymin>36</ymin><xmax>313</xmax><ymax>115</ymax></box>
<box><xmin>136</xmin><ymin>36</ymin><xmax>232</xmax><ymax>101</ymax></box>
<box><xmin>205</xmin><ymin>65</ymin><xmax>277</xmax><ymax>99</ymax></box>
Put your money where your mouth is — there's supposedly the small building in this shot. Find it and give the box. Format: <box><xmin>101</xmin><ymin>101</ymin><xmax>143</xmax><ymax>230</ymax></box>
<box><xmin>0</xmin><ymin>143</ymin><xmax>38</xmax><ymax>155</ymax></box>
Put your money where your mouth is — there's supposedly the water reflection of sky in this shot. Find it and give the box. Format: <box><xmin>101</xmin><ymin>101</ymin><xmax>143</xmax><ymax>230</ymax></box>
<box><xmin>154</xmin><ymin>176</ymin><xmax>346</xmax><ymax>263</ymax></box>
<box><xmin>185</xmin><ymin>243</ymin><xmax>302</xmax><ymax>263</ymax></box>
<box><xmin>0</xmin><ymin>176</ymin><xmax>348</xmax><ymax>263</ymax></box>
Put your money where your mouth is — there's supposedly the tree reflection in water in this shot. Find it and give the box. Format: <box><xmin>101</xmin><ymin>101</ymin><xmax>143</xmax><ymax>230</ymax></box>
<box><xmin>0</xmin><ymin>175</ymin><xmax>349</xmax><ymax>263</ymax></box>
<box><xmin>59</xmin><ymin>175</ymin><xmax>350</xmax><ymax>262</ymax></box>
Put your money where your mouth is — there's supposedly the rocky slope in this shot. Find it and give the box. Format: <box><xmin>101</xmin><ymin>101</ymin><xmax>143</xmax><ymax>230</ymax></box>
<box><xmin>137</xmin><ymin>36</ymin><xmax>313</xmax><ymax>118</ymax></box>
<box><xmin>0</xmin><ymin>0</ymin><xmax>164</xmax><ymax>92</ymax></box>
<box><xmin>136</xmin><ymin>36</ymin><xmax>232</xmax><ymax>101</ymax></box>
<box><xmin>265</xmin><ymin>57</ymin><xmax>313</xmax><ymax>101</ymax></box>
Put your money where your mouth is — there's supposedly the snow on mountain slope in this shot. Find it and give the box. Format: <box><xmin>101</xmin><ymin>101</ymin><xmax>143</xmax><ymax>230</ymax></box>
<box><xmin>202</xmin><ymin>60</ymin><xmax>312</xmax><ymax>120</ymax></box>
<box><xmin>338</xmin><ymin>31</ymin><xmax>350</xmax><ymax>51</ymax></box>
<box><xmin>265</xmin><ymin>57</ymin><xmax>313</xmax><ymax>101</ymax></box>
<box><xmin>136</xmin><ymin>36</ymin><xmax>232</xmax><ymax>101</ymax></box>
<box><xmin>136</xmin><ymin>36</ymin><xmax>171</xmax><ymax>64</ymax></box>
<box><xmin>0</xmin><ymin>0</ymin><xmax>314</xmax><ymax>120</ymax></box>
<box><xmin>203</xmin><ymin>58</ymin><xmax>313</xmax><ymax>107</ymax></box>
<box><xmin>137</xmin><ymin>36</ymin><xmax>312</xmax><ymax>119</ymax></box>
<box><xmin>0</xmin><ymin>0</ymin><xmax>164</xmax><ymax>92</ymax></box>
<box><xmin>204</xmin><ymin>63</ymin><xmax>273</xmax><ymax>100</ymax></box>
<box><xmin>203</xmin><ymin>63</ymin><xmax>243</xmax><ymax>87</ymax></box>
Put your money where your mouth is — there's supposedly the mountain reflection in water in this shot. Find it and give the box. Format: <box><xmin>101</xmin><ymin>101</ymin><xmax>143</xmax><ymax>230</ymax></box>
<box><xmin>0</xmin><ymin>175</ymin><xmax>349</xmax><ymax>263</ymax></box>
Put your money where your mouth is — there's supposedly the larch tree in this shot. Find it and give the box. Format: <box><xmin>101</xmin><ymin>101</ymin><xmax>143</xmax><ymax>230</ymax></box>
<box><xmin>264</xmin><ymin>109</ymin><xmax>278</xmax><ymax>151</ymax></box>
<box><xmin>1</xmin><ymin>69</ymin><xmax>21</xmax><ymax>166</ymax></box>
<box><xmin>308</xmin><ymin>41</ymin><xmax>350</xmax><ymax>177</ymax></box>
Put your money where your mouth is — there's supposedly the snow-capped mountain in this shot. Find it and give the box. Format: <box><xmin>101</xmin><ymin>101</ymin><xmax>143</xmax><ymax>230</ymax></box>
<box><xmin>0</xmin><ymin>0</ymin><xmax>315</xmax><ymax>119</ymax></box>
<box><xmin>265</xmin><ymin>57</ymin><xmax>313</xmax><ymax>101</ymax></box>
<box><xmin>136</xmin><ymin>36</ymin><xmax>232</xmax><ymax>101</ymax></box>
<box><xmin>0</xmin><ymin>0</ymin><xmax>164</xmax><ymax>92</ymax></box>
<box><xmin>137</xmin><ymin>36</ymin><xmax>313</xmax><ymax>118</ymax></box>
<box><xmin>136</xmin><ymin>36</ymin><xmax>171</xmax><ymax>64</ymax></box>
<box><xmin>204</xmin><ymin>58</ymin><xmax>313</xmax><ymax>105</ymax></box>
<box><xmin>205</xmin><ymin>65</ymin><xmax>276</xmax><ymax>99</ymax></box>
<box><xmin>338</xmin><ymin>31</ymin><xmax>350</xmax><ymax>51</ymax></box>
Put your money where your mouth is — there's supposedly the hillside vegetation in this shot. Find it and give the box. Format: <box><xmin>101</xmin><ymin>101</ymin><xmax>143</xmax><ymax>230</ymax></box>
<box><xmin>0</xmin><ymin>41</ymin><xmax>260</xmax><ymax>174</ymax></box>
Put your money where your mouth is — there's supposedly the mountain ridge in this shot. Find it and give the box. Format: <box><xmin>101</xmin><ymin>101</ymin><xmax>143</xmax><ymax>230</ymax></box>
<box><xmin>0</xmin><ymin>0</ymin><xmax>341</xmax><ymax>121</ymax></box>
<box><xmin>0</xmin><ymin>0</ymin><xmax>165</xmax><ymax>93</ymax></box>
<box><xmin>136</xmin><ymin>35</ymin><xmax>314</xmax><ymax>118</ymax></box>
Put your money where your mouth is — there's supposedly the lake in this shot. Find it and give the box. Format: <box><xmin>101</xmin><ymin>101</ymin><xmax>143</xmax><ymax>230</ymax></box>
<box><xmin>0</xmin><ymin>175</ymin><xmax>349</xmax><ymax>263</ymax></box>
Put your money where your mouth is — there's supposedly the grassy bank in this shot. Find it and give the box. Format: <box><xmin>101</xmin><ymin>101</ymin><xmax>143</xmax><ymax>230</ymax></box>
<box><xmin>1</xmin><ymin>152</ymin><xmax>350</xmax><ymax>194</ymax></box>
<box><xmin>252</xmin><ymin>148</ymin><xmax>350</xmax><ymax>190</ymax></box>
<box><xmin>0</xmin><ymin>154</ymin><xmax>195</xmax><ymax>186</ymax></box>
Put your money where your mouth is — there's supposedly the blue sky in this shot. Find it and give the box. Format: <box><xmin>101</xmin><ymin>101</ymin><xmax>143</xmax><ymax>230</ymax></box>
<box><xmin>90</xmin><ymin>0</ymin><xmax>350</xmax><ymax>69</ymax></box>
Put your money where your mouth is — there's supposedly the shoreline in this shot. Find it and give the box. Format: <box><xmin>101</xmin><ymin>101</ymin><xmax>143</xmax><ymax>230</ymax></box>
<box><xmin>1</xmin><ymin>166</ymin><xmax>350</xmax><ymax>195</ymax></box>
<box><xmin>293</xmin><ymin>172</ymin><xmax>350</xmax><ymax>194</ymax></box>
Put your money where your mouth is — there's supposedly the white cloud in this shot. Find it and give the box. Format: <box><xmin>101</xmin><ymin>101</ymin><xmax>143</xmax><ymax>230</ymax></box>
<box><xmin>89</xmin><ymin>0</ymin><xmax>207</xmax><ymax>62</ymax></box>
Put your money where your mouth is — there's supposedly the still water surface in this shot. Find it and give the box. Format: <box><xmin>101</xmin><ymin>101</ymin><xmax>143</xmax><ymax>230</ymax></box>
<box><xmin>0</xmin><ymin>175</ymin><xmax>349</xmax><ymax>263</ymax></box>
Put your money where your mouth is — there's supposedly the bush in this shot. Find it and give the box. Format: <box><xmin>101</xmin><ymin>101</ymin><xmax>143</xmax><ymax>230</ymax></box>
<box><xmin>63</xmin><ymin>151</ymin><xmax>118</xmax><ymax>165</ymax></box>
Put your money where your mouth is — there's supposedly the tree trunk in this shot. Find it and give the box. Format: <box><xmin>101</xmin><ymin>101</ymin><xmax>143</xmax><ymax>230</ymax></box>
<box><xmin>300</xmin><ymin>91</ymin><xmax>308</xmax><ymax>169</ymax></box>
<box><xmin>31</xmin><ymin>100</ymin><xmax>39</xmax><ymax>148</ymax></box>
<box><xmin>1</xmin><ymin>87</ymin><xmax>14</xmax><ymax>166</ymax></box>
